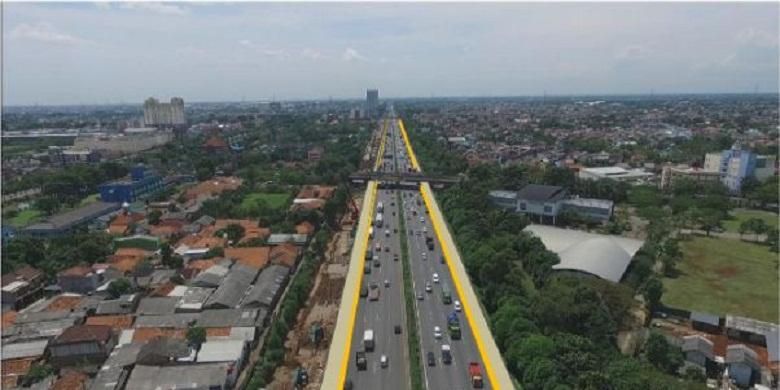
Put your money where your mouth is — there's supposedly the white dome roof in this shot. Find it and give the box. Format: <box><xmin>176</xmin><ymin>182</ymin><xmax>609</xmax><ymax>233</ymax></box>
<box><xmin>553</xmin><ymin>237</ymin><xmax>632</xmax><ymax>282</ymax></box>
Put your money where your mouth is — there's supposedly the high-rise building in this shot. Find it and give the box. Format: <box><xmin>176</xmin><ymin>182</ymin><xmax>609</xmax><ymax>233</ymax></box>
<box><xmin>366</xmin><ymin>89</ymin><xmax>379</xmax><ymax>119</ymax></box>
<box><xmin>703</xmin><ymin>143</ymin><xmax>757</xmax><ymax>193</ymax></box>
<box><xmin>143</xmin><ymin>97</ymin><xmax>185</xmax><ymax>126</ymax></box>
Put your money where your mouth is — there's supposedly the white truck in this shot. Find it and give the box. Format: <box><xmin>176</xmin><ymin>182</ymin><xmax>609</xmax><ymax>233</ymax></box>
<box><xmin>363</xmin><ymin>329</ymin><xmax>375</xmax><ymax>352</ymax></box>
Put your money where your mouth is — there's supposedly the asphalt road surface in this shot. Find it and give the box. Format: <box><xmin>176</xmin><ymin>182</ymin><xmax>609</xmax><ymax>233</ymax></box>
<box><xmin>346</xmin><ymin>118</ymin><xmax>410</xmax><ymax>390</ymax></box>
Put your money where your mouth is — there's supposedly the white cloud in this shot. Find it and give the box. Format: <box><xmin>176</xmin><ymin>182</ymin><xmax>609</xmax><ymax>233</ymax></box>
<box><xmin>735</xmin><ymin>28</ymin><xmax>778</xmax><ymax>48</ymax></box>
<box><xmin>119</xmin><ymin>2</ymin><xmax>187</xmax><ymax>16</ymax></box>
<box><xmin>94</xmin><ymin>2</ymin><xmax>112</xmax><ymax>10</ymax></box>
<box><xmin>342</xmin><ymin>47</ymin><xmax>368</xmax><ymax>62</ymax></box>
<box><xmin>614</xmin><ymin>45</ymin><xmax>652</xmax><ymax>61</ymax></box>
<box><xmin>301</xmin><ymin>48</ymin><xmax>325</xmax><ymax>60</ymax></box>
<box><xmin>239</xmin><ymin>39</ymin><xmax>255</xmax><ymax>48</ymax></box>
<box><xmin>10</xmin><ymin>22</ymin><xmax>90</xmax><ymax>46</ymax></box>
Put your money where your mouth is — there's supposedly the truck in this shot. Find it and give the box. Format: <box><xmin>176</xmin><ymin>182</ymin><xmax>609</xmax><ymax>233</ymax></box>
<box><xmin>447</xmin><ymin>312</ymin><xmax>461</xmax><ymax>340</ymax></box>
<box><xmin>468</xmin><ymin>362</ymin><xmax>484</xmax><ymax>388</ymax></box>
<box><xmin>363</xmin><ymin>330</ymin><xmax>375</xmax><ymax>352</ymax></box>
<box><xmin>425</xmin><ymin>236</ymin><xmax>435</xmax><ymax>251</ymax></box>
<box><xmin>375</xmin><ymin>213</ymin><xmax>384</xmax><ymax>228</ymax></box>
<box><xmin>441</xmin><ymin>284</ymin><xmax>452</xmax><ymax>304</ymax></box>
<box><xmin>441</xmin><ymin>344</ymin><xmax>452</xmax><ymax>365</ymax></box>
<box><xmin>355</xmin><ymin>351</ymin><xmax>367</xmax><ymax>370</ymax></box>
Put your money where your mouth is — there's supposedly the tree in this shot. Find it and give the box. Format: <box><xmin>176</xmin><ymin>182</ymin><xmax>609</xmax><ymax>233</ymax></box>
<box><xmin>186</xmin><ymin>326</ymin><xmax>206</xmax><ymax>348</ymax></box>
<box><xmin>107</xmin><ymin>278</ymin><xmax>132</xmax><ymax>298</ymax></box>
<box><xmin>221</xmin><ymin>223</ymin><xmax>246</xmax><ymax>243</ymax></box>
<box><xmin>35</xmin><ymin>196</ymin><xmax>61</xmax><ymax>216</ymax></box>
<box><xmin>643</xmin><ymin>278</ymin><xmax>664</xmax><ymax>309</ymax></box>
<box><xmin>766</xmin><ymin>228</ymin><xmax>779</xmax><ymax>253</ymax></box>
<box><xmin>160</xmin><ymin>243</ymin><xmax>173</xmax><ymax>266</ymax></box>
<box><xmin>24</xmin><ymin>364</ymin><xmax>53</xmax><ymax>385</ymax></box>
<box><xmin>147</xmin><ymin>210</ymin><xmax>162</xmax><ymax>225</ymax></box>
<box><xmin>645</xmin><ymin>332</ymin><xmax>683</xmax><ymax>374</ymax></box>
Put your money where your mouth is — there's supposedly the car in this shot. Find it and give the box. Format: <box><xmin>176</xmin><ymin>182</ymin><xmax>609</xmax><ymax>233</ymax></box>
<box><xmin>432</xmin><ymin>273</ymin><xmax>439</xmax><ymax>283</ymax></box>
<box><xmin>420</xmin><ymin>217</ymin><xmax>425</xmax><ymax>223</ymax></box>
<box><xmin>434</xmin><ymin>326</ymin><xmax>442</xmax><ymax>339</ymax></box>
<box><xmin>417</xmin><ymin>292</ymin><xmax>424</xmax><ymax>300</ymax></box>
<box><xmin>394</xmin><ymin>325</ymin><xmax>402</xmax><ymax>334</ymax></box>
<box><xmin>344</xmin><ymin>379</ymin><xmax>353</xmax><ymax>390</ymax></box>
<box><xmin>425</xmin><ymin>282</ymin><xmax>432</xmax><ymax>292</ymax></box>
<box><xmin>385</xmin><ymin>246</ymin><xmax>390</xmax><ymax>252</ymax></box>
<box><xmin>427</xmin><ymin>351</ymin><xmax>436</xmax><ymax>366</ymax></box>
<box><xmin>454</xmin><ymin>300</ymin><xmax>462</xmax><ymax>312</ymax></box>
<box><xmin>384</xmin><ymin>279</ymin><xmax>390</xmax><ymax>288</ymax></box>
<box><xmin>422</xmin><ymin>252</ymin><xmax>427</xmax><ymax>260</ymax></box>
<box><xmin>423</xmin><ymin>227</ymin><xmax>427</xmax><ymax>233</ymax></box>
<box><xmin>373</xmin><ymin>259</ymin><xmax>381</xmax><ymax>267</ymax></box>
<box><xmin>380</xmin><ymin>354</ymin><xmax>388</xmax><ymax>368</ymax></box>
<box><xmin>392</xmin><ymin>212</ymin><xmax>396</xmax><ymax>216</ymax></box>
<box><xmin>393</xmin><ymin>253</ymin><xmax>399</xmax><ymax>261</ymax></box>
<box><xmin>370</xmin><ymin>282</ymin><xmax>378</xmax><ymax>289</ymax></box>
<box><xmin>394</xmin><ymin>228</ymin><xmax>398</xmax><ymax>233</ymax></box>
<box><xmin>360</xmin><ymin>285</ymin><xmax>368</xmax><ymax>297</ymax></box>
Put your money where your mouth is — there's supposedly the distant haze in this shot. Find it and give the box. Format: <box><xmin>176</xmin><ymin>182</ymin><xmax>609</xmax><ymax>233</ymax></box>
<box><xmin>2</xmin><ymin>2</ymin><xmax>778</xmax><ymax>105</ymax></box>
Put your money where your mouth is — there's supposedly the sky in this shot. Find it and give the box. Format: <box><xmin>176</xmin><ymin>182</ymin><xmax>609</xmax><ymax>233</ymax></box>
<box><xmin>2</xmin><ymin>2</ymin><xmax>779</xmax><ymax>105</ymax></box>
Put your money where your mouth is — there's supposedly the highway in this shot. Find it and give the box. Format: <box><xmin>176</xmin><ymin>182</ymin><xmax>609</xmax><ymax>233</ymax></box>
<box><xmin>345</xmin><ymin>118</ymin><xmax>410</xmax><ymax>390</ymax></box>
<box><xmin>389</xmin><ymin>117</ymin><xmax>491</xmax><ymax>390</ymax></box>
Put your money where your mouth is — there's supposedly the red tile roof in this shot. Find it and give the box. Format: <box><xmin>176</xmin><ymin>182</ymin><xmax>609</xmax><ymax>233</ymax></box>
<box><xmin>45</xmin><ymin>295</ymin><xmax>84</xmax><ymax>312</ymax></box>
<box><xmin>85</xmin><ymin>315</ymin><xmax>135</xmax><ymax>331</ymax></box>
<box><xmin>2</xmin><ymin>311</ymin><xmax>18</xmax><ymax>328</ymax></box>
<box><xmin>54</xmin><ymin>325</ymin><xmax>112</xmax><ymax>345</ymax></box>
<box><xmin>59</xmin><ymin>265</ymin><xmax>94</xmax><ymax>278</ymax></box>
<box><xmin>52</xmin><ymin>370</ymin><xmax>89</xmax><ymax>390</ymax></box>
<box><xmin>1</xmin><ymin>357</ymin><xmax>36</xmax><ymax>388</ymax></box>
<box><xmin>132</xmin><ymin>328</ymin><xmax>187</xmax><ymax>343</ymax></box>
<box><xmin>2</xmin><ymin>265</ymin><xmax>43</xmax><ymax>285</ymax></box>
<box><xmin>270</xmin><ymin>243</ymin><xmax>299</xmax><ymax>268</ymax></box>
<box><xmin>224</xmin><ymin>247</ymin><xmax>270</xmax><ymax>269</ymax></box>
<box><xmin>295</xmin><ymin>221</ymin><xmax>315</xmax><ymax>235</ymax></box>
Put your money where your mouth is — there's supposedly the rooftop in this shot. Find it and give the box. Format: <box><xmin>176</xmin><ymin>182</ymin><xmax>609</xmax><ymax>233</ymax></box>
<box><xmin>54</xmin><ymin>324</ymin><xmax>112</xmax><ymax>345</ymax></box>
<box><xmin>517</xmin><ymin>184</ymin><xmax>566</xmax><ymax>202</ymax></box>
<box><xmin>124</xmin><ymin>363</ymin><xmax>229</xmax><ymax>390</ymax></box>
<box><xmin>24</xmin><ymin>202</ymin><xmax>120</xmax><ymax>232</ymax></box>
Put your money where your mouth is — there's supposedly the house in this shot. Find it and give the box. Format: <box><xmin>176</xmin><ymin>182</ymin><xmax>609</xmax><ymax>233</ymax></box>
<box><xmin>197</xmin><ymin>339</ymin><xmax>248</xmax><ymax>372</ymax></box>
<box><xmin>58</xmin><ymin>265</ymin><xmax>101</xmax><ymax>294</ymax></box>
<box><xmin>726</xmin><ymin>344</ymin><xmax>761</xmax><ymax>387</ymax></box>
<box><xmin>191</xmin><ymin>263</ymin><xmax>231</xmax><ymax>288</ymax></box>
<box><xmin>124</xmin><ymin>363</ymin><xmax>232</xmax><ymax>390</ymax></box>
<box><xmin>90</xmin><ymin>343</ymin><xmax>142</xmax><ymax>390</ymax></box>
<box><xmin>681</xmin><ymin>335</ymin><xmax>715</xmax><ymax>370</ymax></box>
<box><xmin>107</xmin><ymin>212</ymin><xmax>145</xmax><ymax>236</ymax></box>
<box><xmin>295</xmin><ymin>221</ymin><xmax>315</xmax><ymax>235</ymax></box>
<box><xmin>2</xmin><ymin>265</ymin><xmax>46</xmax><ymax>311</ymax></box>
<box><xmin>49</xmin><ymin>325</ymin><xmax>115</xmax><ymax>367</ymax></box>
<box><xmin>196</xmin><ymin>308</ymin><xmax>263</xmax><ymax>328</ymax></box>
<box><xmin>204</xmin><ymin>264</ymin><xmax>258</xmax><ymax>310</ymax></box>
<box><xmin>203</xmin><ymin>135</ymin><xmax>229</xmax><ymax>153</ymax></box>
<box><xmin>1</xmin><ymin>339</ymin><xmax>49</xmax><ymax>388</ymax></box>
<box><xmin>183</xmin><ymin>177</ymin><xmax>242</xmax><ymax>203</ymax></box>
<box><xmin>307</xmin><ymin>146</ymin><xmax>324</xmax><ymax>161</ymax></box>
<box><xmin>172</xmin><ymin>286</ymin><xmax>215</xmax><ymax>313</ymax></box>
<box><xmin>51</xmin><ymin>370</ymin><xmax>90</xmax><ymax>390</ymax></box>
<box><xmin>241</xmin><ymin>265</ymin><xmax>290</xmax><ymax>309</ymax></box>
<box><xmin>108</xmin><ymin>248</ymin><xmax>151</xmax><ymax>275</ymax></box>
<box><xmin>96</xmin><ymin>294</ymin><xmax>140</xmax><ymax>315</ymax></box>
<box><xmin>690</xmin><ymin>312</ymin><xmax>721</xmax><ymax>333</ymax></box>
<box><xmin>267</xmin><ymin>234</ymin><xmax>308</xmax><ymax>246</ymax></box>
<box><xmin>136</xmin><ymin>297</ymin><xmax>180</xmax><ymax>316</ymax></box>
<box><xmin>85</xmin><ymin>315</ymin><xmax>135</xmax><ymax>332</ymax></box>
<box><xmin>269</xmin><ymin>242</ymin><xmax>300</xmax><ymax>269</ymax></box>
<box><xmin>136</xmin><ymin>337</ymin><xmax>192</xmax><ymax>365</ymax></box>
<box><xmin>224</xmin><ymin>247</ymin><xmax>270</xmax><ymax>270</ymax></box>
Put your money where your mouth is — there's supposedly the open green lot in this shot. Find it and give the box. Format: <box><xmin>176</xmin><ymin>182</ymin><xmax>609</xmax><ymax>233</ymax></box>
<box><xmin>662</xmin><ymin>236</ymin><xmax>778</xmax><ymax>322</ymax></box>
<box><xmin>7</xmin><ymin>209</ymin><xmax>43</xmax><ymax>227</ymax></box>
<box><xmin>240</xmin><ymin>192</ymin><xmax>290</xmax><ymax>213</ymax></box>
<box><xmin>722</xmin><ymin>209</ymin><xmax>779</xmax><ymax>234</ymax></box>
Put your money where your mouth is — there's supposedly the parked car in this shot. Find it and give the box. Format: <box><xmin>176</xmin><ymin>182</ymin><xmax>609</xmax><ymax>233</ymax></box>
<box><xmin>427</xmin><ymin>352</ymin><xmax>436</xmax><ymax>366</ymax></box>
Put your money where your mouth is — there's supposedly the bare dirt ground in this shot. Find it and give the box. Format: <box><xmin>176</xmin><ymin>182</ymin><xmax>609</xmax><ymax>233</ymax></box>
<box><xmin>266</xmin><ymin>198</ymin><xmax>359</xmax><ymax>390</ymax></box>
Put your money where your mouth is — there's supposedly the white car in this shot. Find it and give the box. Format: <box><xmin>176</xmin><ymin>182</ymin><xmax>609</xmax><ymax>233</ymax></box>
<box><xmin>454</xmin><ymin>300</ymin><xmax>462</xmax><ymax>312</ymax></box>
<box><xmin>432</xmin><ymin>273</ymin><xmax>439</xmax><ymax>283</ymax></box>
<box><xmin>425</xmin><ymin>282</ymin><xmax>432</xmax><ymax>292</ymax></box>
<box><xmin>433</xmin><ymin>326</ymin><xmax>442</xmax><ymax>339</ymax></box>
<box><xmin>420</xmin><ymin>217</ymin><xmax>425</xmax><ymax>223</ymax></box>
<box><xmin>380</xmin><ymin>354</ymin><xmax>388</xmax><ymax>368</ymax></box>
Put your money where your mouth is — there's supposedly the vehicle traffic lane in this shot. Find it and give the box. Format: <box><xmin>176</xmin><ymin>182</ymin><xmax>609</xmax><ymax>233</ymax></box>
<box><xmin>400</xmin><ymin>190</ymin><xmax>490</xmax><ymax>390</ymax></box>
<box><xmin>346</xmin><ymin>128</ymin><xmax>409</xmax><ymax>389</ymax></box>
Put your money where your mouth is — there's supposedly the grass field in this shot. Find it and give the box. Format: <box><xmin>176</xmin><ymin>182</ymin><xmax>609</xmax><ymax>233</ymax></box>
<box><xmin>240</xmin><ymin>192</ymin><xmax>290</xmax><ymax>212</ymax></box>
<box><xmin>662</xmin><ymin>237</ymin><xmax>778</xmax><ymax>322</ymax></box>
<box><xmin>8</xmin><ymin>209</ymin><xmax>43</xmax><ymax>227</ymax></box>
<box><xmin>722</xmin><ymin>209</ymin><xmax>778</xmax><ymax>234</ymax></box>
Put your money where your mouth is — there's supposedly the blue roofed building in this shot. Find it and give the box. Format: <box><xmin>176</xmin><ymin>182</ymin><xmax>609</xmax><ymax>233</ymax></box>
<box><xmin>98</xmin><ymin>165</ymin><xmax>163</xmax><ymax>203</ymax></box>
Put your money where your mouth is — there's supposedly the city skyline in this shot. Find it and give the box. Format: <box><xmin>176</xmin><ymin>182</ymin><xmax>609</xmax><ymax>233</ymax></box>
<box><xmin>3</xmin><ymin>2</ymin><xmax>779</xmax><ymax>105</ymax></box>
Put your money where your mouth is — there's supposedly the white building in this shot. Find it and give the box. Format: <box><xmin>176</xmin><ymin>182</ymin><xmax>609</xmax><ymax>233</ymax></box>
<box><xmin>74</xmin><ymin>128</ymin><xmax>173</xmax><ymax>154</ymax></box>
<box><xmin>144</xmin><ymin>97</ymin><xmax>185</xmax><ymax>126</ymax></box>
<box><xmin>578</xmin><ymin>166</ymin><xmax>654</xmax><ymax>183</ymax></box>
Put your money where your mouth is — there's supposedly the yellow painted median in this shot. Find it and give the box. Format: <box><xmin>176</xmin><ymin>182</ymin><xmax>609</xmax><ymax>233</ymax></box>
<box><xmin>322</xmin><ymin>181</ymin><xmax>378</xmax><ymax>389</ymax></box>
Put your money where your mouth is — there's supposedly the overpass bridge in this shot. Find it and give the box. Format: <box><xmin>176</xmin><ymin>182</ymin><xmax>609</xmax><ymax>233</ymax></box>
<box><xmin>348</xmin><ymin>172</ymin><xmax>460</xmax><ymax>188</ymax></box>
